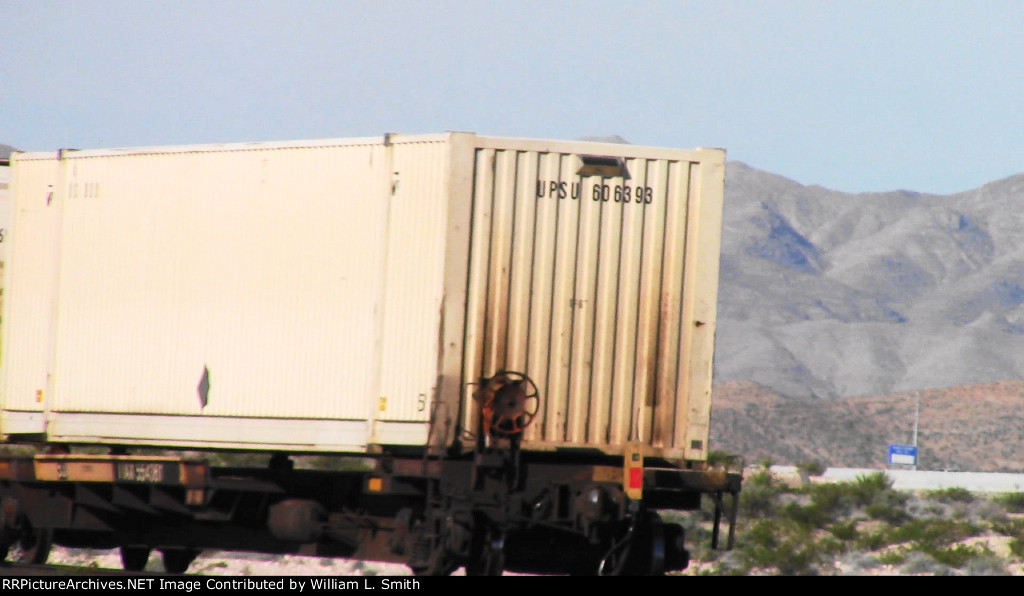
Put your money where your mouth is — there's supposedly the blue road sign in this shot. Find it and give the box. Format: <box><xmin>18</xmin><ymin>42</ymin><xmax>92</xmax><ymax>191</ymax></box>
<box><xmin>888</xmin><ymin>444</ymin><xmax>918</xmax><ymax>466</ymax></box>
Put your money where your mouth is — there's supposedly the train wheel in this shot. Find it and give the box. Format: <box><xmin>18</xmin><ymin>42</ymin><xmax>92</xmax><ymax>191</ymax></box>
<box><xmin>121</xmin><ymin>545</ymin><xmax>153</xmax><ymax>571</ymax></box>
<box><xmin>0</xmin><ymin>500</ymin><xmax>52</xmax><ymax>566</ymax></box>
<box><xmin>3</xmin><ymin>523</ymin><xmax>53</xmax><ymax>564</ymax></box>
<box><xmin>639</xmin><ymin>513</ymin><xmax>667</xmax><ymax>576</ymax></box>
<box><xmin>465</xmin><ymin>524</ymin><xmax>505</xmax><ymax>576</ymax></box>
<box><xmin>407</xmin><ymin>517</ymin><xmax>458</xmax><ymax>576</ymax></box>
<box><xmin>161</xmin><ymin>548</ymin><xmax>200</xmax><ymax>574</ymax></box>
<box><xmin>409</xmin><ymin>550</ymin><xmax>457</xmax><ymax>576</ymax></box>
<box><xmin>598</xmin><ymin>511</ymin><xmax>667</xmax><ymax>576</ymax></box>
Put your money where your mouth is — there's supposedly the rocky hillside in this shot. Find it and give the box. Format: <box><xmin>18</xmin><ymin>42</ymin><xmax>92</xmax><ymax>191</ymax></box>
<box><xmin>710</xmin><ymin>380</ymin><xmax>1024</xmax><ymax>472</ymax></box>
<box><xmin>716</xmin><ymin>163</ymin><xmax>1024</xmax><ymax>398</ymax></box>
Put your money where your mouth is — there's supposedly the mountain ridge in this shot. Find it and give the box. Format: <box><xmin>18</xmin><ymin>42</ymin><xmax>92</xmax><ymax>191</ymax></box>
<box><xmin>717</xmin><ymin>159</ymin><xmax>1024</xmax><ymax>399</ymax></box>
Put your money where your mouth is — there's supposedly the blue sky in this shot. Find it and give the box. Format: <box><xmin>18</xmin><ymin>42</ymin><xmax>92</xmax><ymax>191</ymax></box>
<box><xmin>4</xmin><ymin>0</ymin><xmax>1022</xmax><ymax>194</ymax></box>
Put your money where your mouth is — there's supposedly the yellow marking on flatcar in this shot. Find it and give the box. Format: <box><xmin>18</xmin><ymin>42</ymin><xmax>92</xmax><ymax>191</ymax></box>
<box><xmin>624</xmin><ymin>442</ymin><xmax>644</xmax><ymax>500</ymax></box>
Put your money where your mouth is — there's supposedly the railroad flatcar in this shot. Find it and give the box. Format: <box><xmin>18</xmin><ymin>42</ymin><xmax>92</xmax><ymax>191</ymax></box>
<box><xmin>0</xmin><ymin>134</ymin><xmax>740</xmax><ymax>575</ymax></box>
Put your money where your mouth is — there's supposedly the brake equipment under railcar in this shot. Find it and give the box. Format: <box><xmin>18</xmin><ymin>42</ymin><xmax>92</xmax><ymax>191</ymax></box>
<box><xmin>0</xmin><ymin>371</ymin><xmax>740</xmax><ymax>576</ymax></box>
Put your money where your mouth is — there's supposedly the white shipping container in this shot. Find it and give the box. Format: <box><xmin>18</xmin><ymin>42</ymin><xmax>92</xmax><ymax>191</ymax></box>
<box><xmin>1</xmin><ymin>133</ymin><xmax>725</xmax><ymax>461</ymax></box>
<box><xmin>0</xmin><ymin>161</ymin><xmax>10</xmax><ymax>360</ymax></box>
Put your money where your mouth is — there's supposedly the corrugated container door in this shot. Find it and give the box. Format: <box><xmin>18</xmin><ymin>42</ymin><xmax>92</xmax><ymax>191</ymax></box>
<box><xmin>461</xmin><ymin>139</ymin><xmax>724</xmax><ymax>460</ymax></box>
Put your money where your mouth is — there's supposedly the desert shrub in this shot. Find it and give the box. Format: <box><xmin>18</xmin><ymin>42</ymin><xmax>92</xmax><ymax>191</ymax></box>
<box><xmin>968</xmin><ymin>499</ymin><xmax>1008</xmax><ymax>524</ymax></box>
<box><xmin>817</xmin><ymin>536</ymin><xmax>846</xmax><ymax>557</ymax></box>
<box><xmin>847</xmin><ymin>478</ymin><xmax>910</xmax><ymax>525</ymax></box>
<box><xmin>807</xmin><ymin>482</ymin><xmax>845</xmax><ymax>508</ymax></box>
<box><xmin>740</xmin><ymin>470</ymin><xmax>785</xmax><ymax>518</ymax></box>
<box><xmin>796</xmin><ymin>460</ymin><xmax>826</xmax><ymax>486</ymax></box>
<box><xmin>779</xmin><ymin>500</ymin><xmax>839</xmax><ymax>530</ymax></box>
<box><xmin>796</xmin><ymin>460</ymin><xmax>826</xmax><ymax>477</ymax></box>
<box><xmin>771</xmin><ymin>549</ymin><xmax>821</xmax><ymax>576</ymax></box>
<box><xmin>827</xmin><ymin>520</ymin><xmax>859</xmax><ymax>542</ymax></box>
<box><xmin>738</xmin><ymin>520</ymin><xmax>822</xmax><ymax>575</ymax></box>
<box><xmin>696</xmin><ymin>557</ymin><xmax>745</xmax><ymax>576</ymax></box>
<box><xmin>888</xmin><ymin>519</ymin><xmax>981</xmax><ymax>549</ymax></box>
<box><xmin>694</xmin><ymin>542</ymin><xmax>720</xmax><ymax>563</ymax></box>
<box><xmin>900</xmin><ymin>551</ymin><xmax>953</xmax><ymax>576</ymax></box>
<box><xmin>776</xmin><ymin>545</ymin><xmax>823</xmax><ymax>576</ymax></box>
<box><xmin>924</xmin><ymin>487</ymin><xmax>974</xmax><ymax>504</ymax></box>
<box><xmin>917</xmin><ymin>543</ymin><xmax>990</xmax><ymax>568</ymax></box>
<box><xmin>677</xmin><ymin>518</ymin><xmax>714</xmax><ymax>562</ymax></box>
<box><xmin>840</xmin><ymin>552</ymin><xmax>881</xmax><ymax>574</ymax></box>
<box><xmin>994</xmin><ymin>492</ymin><xmax>1024</xmax><ymax>513</ymax></box>
<box><xmin>693</xmin><ymin>494</ymin><xmax>721</xmax><ymax>521</ymax></box>
<box><xmin>851</xmin><ymin>472</ymin><xmax>895</xmax><ymax>506</ymax></box>
<box><xmin>706</xmin><ymin>467</ymin><xmax>1024</xmax><ymax>576</ymax></box>
<box><xmin>740</xmin><ymin>483</ymin><xmax>779</xmax><ymax>519</ymax></box>
<box><xmin>855</xmin><ymin>529</ymin><xmax>892</xmax><ymax>551</ymax></box>
<box><xmin>808</xmin><ymin>482</ymin><xmax>856</xmax><ymax>515</ymax></box>
<box><xmin>950</xmin><ymin>503</ymin><xmax>971</xmax><ymax>520</ymax></box>
<box><xmin>743</xmin><ymin>519</ymin><xmax>779</xmax><ymax>549</ymax></box>
<box><xmin>964</xmin><ymin>553</ymin><xmax>1009</xmax><ymax>576</ymax></box>
<box><xmin>876</xmin><ymin>549</ymin><xmax>906</xmax><ymax>565</ymax></box>
<box><xmin>865</xmin><ymin>493</ymin><xmax>910</xmax><ymax>525</ymax></box>
<box><xmin>747</xmin><ymin>468</ymin><xmax>774</xmax><ymax>487</ymax></box>
<box><xmin>1009</xmin><ymin>536</ymin><xmax>1024</xmax><ymax>559</ymax></box>
<box><xmin>991</xmin><ymin>518</ymin><xmax>1024</xmax><ymax>537</ymax></box>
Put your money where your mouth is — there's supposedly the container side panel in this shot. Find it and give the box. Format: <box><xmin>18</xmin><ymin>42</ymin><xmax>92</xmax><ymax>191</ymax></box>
<box><xmin>529</xmin><ymin>153</ymin><xmax>560</xmax><ymax>441</ymax></box>
<box><xmin>436</xmin><ymin>134</ymin><xmax>476</xmax><ymax>449</ymax></box>
<box><xmin>482</xmin><ymin>151</ymin><xmax>517</xmax><ymax>377</ymax></box>
<box><xmin>586</xmin><ymin>177</ymin><xmax>624</xmax><ymax>445</ymax></box>
<box><xmin>607</xmin><ymin>172</ymin><xmax>645</xmax><ymax>444</ymax></box>
<box><xmin>460</xmin><ymin>149</ymin><xmax>496</xmax><ymax>434</ymax></box>
<box><xmin>504</xmin><ymin>153</ymin><xmax>538</xmax><ymax>375</ymax></box>
<box><xmin>567</xmin><ymin>173</ymin><xmax>600</xmax><ymax>443</ymax></box>
<box><xmin>653</xmin><ymin>162</ymin><xmax>690</xmax><ymax>446</ymax></box>
<box><xmin>49</xmin><ymin>145</ymin><xmax>390</xmax><ymax>422</ymax></box>
<box><xmin>543</xmin><ymin>154</ymin><xmax>583</xmax><ymax>442</ymax></box>
<box><xmin>0</xmin><ymin>165</ymin><xmax>10</xmax><ymax>321</ymax></box>
<box><xmin>1</xmin><ymin>158</ymin><xmax>62</xmax><ymax>417</ymax></box>
<box><xmin>628</xmin><ymin>158</ymin><xmax>666</xmax><ymax>445</ymax></box>
<box><xmin>376</xmin><ymin>140</ymin><xmax>450</xmax><ymax>424</ymax></box>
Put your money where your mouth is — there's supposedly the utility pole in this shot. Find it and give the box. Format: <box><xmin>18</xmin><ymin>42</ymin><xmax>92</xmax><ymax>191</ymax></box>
<box><xmin>912</xmin><ymin>391</ymin><xmax>920</xmax><ymax>471</ymax></box>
